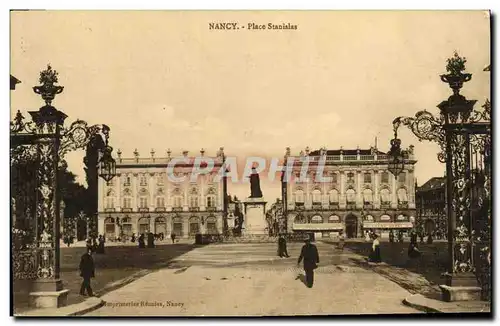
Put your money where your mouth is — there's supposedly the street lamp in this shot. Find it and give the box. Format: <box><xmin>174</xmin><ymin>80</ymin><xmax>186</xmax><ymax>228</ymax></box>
<box><xmin>98</xmin><ymin>145</ymin><xmax>117</xmax><ymax>182</ymax></box>
<box><xmin>387</xmin><ymin>127</ymin><xmax>405</xmax><ymax>177</ymax></box>
<box><xmin>388</xmin><ymin>52</ymin><xmax>491</xmax><ymax>302</ymax></box>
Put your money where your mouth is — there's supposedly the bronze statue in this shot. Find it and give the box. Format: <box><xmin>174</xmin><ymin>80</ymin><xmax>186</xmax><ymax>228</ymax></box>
<box><xmin>249</xmin><ymin>167</ymin><xmax>263</xmax><ymax>198</ymax></box>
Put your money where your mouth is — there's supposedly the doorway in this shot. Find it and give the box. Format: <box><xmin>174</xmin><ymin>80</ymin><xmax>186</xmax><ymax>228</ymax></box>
<box><xmin>345</xmin><ymin>214</ymin><xmax>358</xmax><ymax>238</ymax></box>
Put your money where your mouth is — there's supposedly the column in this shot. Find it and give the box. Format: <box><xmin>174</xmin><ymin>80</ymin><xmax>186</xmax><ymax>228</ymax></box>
<box><xmin>183</xmin><ymin>216</ymin><xmax>189</xmax><ymax>238</ymax></box>
<box><xmin>340</xmin><ymin>171</ymin><xmax>345</xmax><ymax>206</ymax></box>
<box><xmin>149</xmin><ymin>172</ymin><xmax>155</xmax><ymax>210</ymax></box>
<box><xmin>132</xmin><ymin>173</ymin><xmax>138</xmax><ymax>210</ymax></box>
<box><xmin>391</xmin><ymin>173</ymin><xmax>398</xmax><ymax>209</ymax></box>
<box><xmin>356</xmin><ymin>170</ymin><xmax>362</xmax><ymax>208</ymax></box>
<box><xmin>115</xmin><ymin>174</ymin><xmax>121</xmax><ymax>210</ymax></box>
<box><xmin>374</xmin><ymin>170</ymin><xmax>380</xmax><ymax>207</ymax></box>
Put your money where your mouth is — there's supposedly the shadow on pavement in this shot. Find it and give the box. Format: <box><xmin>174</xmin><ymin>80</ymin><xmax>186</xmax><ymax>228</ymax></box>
<box><xmin>13</xmin><ymin>243</ymin><xmax>199</xmax><ymax>314</ymax></box>
<box><xmin>295</xmin><ymin>273</ymin><xmax>308</xmax><ymax>288</ymax></box>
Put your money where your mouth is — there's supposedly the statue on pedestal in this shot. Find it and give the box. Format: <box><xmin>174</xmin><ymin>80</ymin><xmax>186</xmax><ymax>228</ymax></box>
<box><xmin>249</xmin><ymin>167</ymin><xmax>263</xmax><ymax>198</ymax></box>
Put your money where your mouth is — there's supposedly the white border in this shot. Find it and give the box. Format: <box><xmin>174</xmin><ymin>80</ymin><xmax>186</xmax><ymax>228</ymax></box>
<box><xmin>2</xmin><ymin>2</ymin><xmax>497</xmax><ymax>326</ymax></box>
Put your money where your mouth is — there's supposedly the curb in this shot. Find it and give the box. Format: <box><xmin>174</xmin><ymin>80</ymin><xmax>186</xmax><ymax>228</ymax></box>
<box><xmin>402</xmin><ymin>296</ymin><xmax>442</xmax><ymax>313</ymax></box>
<box><xmin>17</xmin><ymin>297</ymin><xmax>105</xmax><ymax>317</ymax></box>
<box><xmin>68</xmin><ymin>297</ymin><xmax>105</xmax><ymax>316</ymax></box>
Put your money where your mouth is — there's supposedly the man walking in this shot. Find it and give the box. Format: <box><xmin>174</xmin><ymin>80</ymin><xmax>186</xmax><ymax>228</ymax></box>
<box><xmin>79</xmin><ymin>247</ymin><xmax>95</xmax><ymax>296</ymax></box>
<box><xmin>297</xmin><ymin>234</ymin><xmax>319</xmax><ymax>288</ymax></box>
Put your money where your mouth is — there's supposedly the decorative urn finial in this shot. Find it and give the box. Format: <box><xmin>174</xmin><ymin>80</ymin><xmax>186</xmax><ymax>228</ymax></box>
<box><xmin>33</xmin><ymin>64</ymin><xmax>64</xmax><ymax>106</ymax></box>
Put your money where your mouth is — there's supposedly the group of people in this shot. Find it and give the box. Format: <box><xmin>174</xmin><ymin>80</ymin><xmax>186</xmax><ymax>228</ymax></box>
<box><xmin>86</xmin><ymin>235</ymin><xmax>105</xmax><ymax>254</ymax></box>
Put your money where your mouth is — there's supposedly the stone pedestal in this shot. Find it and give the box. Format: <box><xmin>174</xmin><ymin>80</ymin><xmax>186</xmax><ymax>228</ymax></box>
<box><xmin>439</xmin><ymin>272</ymin><xmax>482</xmax><ymax>302</ymax></box>
<box><xmin>29</xmin><ymin>279</ymin><xmax>69</xmax><ymax>308</ymax></box>
<box><xmin>243</xmin><ymin>197</ymin><xmax>267</xmax><ymax>235</ymax></box>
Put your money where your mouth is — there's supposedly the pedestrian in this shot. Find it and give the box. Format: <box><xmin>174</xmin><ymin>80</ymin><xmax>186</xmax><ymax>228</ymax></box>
<box><xmin>338</xmin><ymin>231</ymin><xmax>345</xmax><ymax>250</ymax></box>
<box><xmin>278</xmin><ymin>234</ymin><xmax>290</xmax><ymax>258</ymax></box>
<box><xmin>171</xmin><ymin>233</ymin><xmax>176</xmax><ymax>244</ymax></box>
<box><xmin>147</xmin><ymin>232</ymin><xmax>155</xmax><ymax>248</ymax></box>
<box><xmin>389</xmin><ymin>230</ymin><xmax>395</xmax><ymax>243</ymax></box>
<box><xmin>397</xmin><ymin>231</ymin><xmax>404</xmax><ymax>243</ymax></box>
<box><xmin>297</xmin><ymin>235</ymin><xmax>319</xmax><ymax>288</ymax></box>
<box><xmin>408</xmin><ymin>235</ymin><xmax>421</xmax><ymax>259</ymax></box>
<box><xmin>131</xmin><ymin>233</ymin><xmax>136</xmax><ymax>243</ymax></box>
<box><xmin>138</xmin><ymin>233</ymin><xmax>146</xmax><ymax>248</ymax></box>
<box><xmin>97</xmin><ymin>234</ymin><xmax>105</xmax><ymax>254</ymax></box>
<box><xmin>79</xmin><ymin>247</ymin><xmax>95</xmax><ymax>296</ymax></box>
<box><xmin>368</xmin><ymin>233</ymin><xmax>382</xmax><ymax>263</ymax></box>
<box><xmin>86</xmin><ymin>238</ymin><xmax>93</xmax><ymax>253</ymax></box>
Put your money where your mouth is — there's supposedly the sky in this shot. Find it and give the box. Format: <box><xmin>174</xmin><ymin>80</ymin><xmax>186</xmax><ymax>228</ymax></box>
<box><xmin>10</xmin><ymin>10</ymin><xmax>491</xmax><ymax>202</ymax></box>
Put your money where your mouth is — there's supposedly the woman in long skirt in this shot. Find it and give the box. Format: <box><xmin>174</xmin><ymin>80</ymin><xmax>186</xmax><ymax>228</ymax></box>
<box><xmin>369</xmin><ymin>234</ymin><xmax>382</xmax><ymax>263</ymax></box>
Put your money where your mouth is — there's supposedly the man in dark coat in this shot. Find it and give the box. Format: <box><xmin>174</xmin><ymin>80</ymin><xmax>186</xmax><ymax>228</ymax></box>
<box><xmin>297</xmin><ymin>235</ymin><xmax>319</xmax><ymax>288</ymax></box>
<box><xmin>79</xmin><ymin>247</ymin><xmax>95</xmax><ymax>296</ymax></box>
<box><xmin>277</xmin><ymin>235</ymin><xmax>290</xmax><ymax>258</ymax></box>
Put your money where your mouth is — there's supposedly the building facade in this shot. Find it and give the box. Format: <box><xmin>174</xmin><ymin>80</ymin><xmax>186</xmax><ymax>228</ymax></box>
<box><xmin>282</xmin><ymin>146</ymin><xmax>417</xmax><ymax>239</ymax></box>
<box><xmin>98</xmin><ymin>148</ymin><xmax>226</xmax><ymax>240</ymax></box>
<box><xmin>415</xmin><ymin>176</ymin><xmax>447</xmax><ymax>239</ymax></box>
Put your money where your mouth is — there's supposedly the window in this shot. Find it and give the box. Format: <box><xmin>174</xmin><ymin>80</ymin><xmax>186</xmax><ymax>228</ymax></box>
<box><xmin>312</xmin><ymin>189</ymin><xmax>321</xmax><ymax>203</ymax></box>
<box><xmin>139</xmin><ymin>197</ymin><xmax>148</xmax><ymax>208</ymax></box>
<box><xmin>173</xmin><ymin>196</ymin><xmax>183</xmax><ymax>208</ymax></box>
<box><xmin>347</xmin><ymin>172</ymin><xmax>355</xmax><ymax>183</ymax></box>
<box><xmin>294</xmin><ymin>214</ymin><xmax>306</xmax><ymax>224</ymax></box>
<box><xmin>123</xmin><ymin>197</ymin><xmax>132</xmax><ymax>208</ymax></box>
<box><xmin>363</xmin><ymin>189</ymin><xmax>373</xmax><ymax>204</ymax></box>
<box><xmin>381</xmin><ymin>172</ymin><xmax>389</xmax><ymax>183</ymax></box>
<box><xmin>206</xmin><ymin>195</ymin><xmax>216</xmax><ymax>207</ymax></box>
<box><xmin>189</xmin><ymin>217</ymin><xmax>200</xmax><ymax>235</ymax></box>
<box><xmin>398</xmin><ymin>173</ymin><xmax>406</xmax><ymax>183</ymax></box>
<box><xmin>189</xmin><ymin>196</ymin><xmax>199</xmax><ymax>208</ymax></box>
<box><xmin>331</xmin><ymin>174</ymin><xmax>338</xmax><ymax>184</ymax></box>
<box><xmin>346</xmin><ymin>189</ymin><xmax>356</xmax><ymax>203</ymax></box>
<box><xmin>397</xmin><ymin>188</ymin><xmax>408</xmax><ymax>203</ymax></box>
<box><xmin>140</xmin><ymin>175</ymin><xmax>148</xmax><ymax>186</ymax></box>
<box><xmin>380</xmin><ymin>188</ymin><xmax>391</xmax><ymax>203</ymax></box>
<box><xmin>328</xmin><ymin>189</ymin><xmax>339</xmax><ymax>204</ymax></box>
<box><xmin>328</xmin><ymin>215</ymin><xmax>340</xmax><ymax>223</ymax></box>
<box><xmin>364</xmin><ymin>173</ymin><xmax>372</xmax><ymax>184</ymax></box>
<box><xmin>156</xmin><ymin>197</ymin><xmax>165</xmax><ymax>207</ymax></box>
<box><xmin>206</xmin><ymin>217</ymin><xmax>217</xmax><ymax>234</ymax></box>
<box><xmin>294</xmin><ymin>190</ymin><xmax>304</xmax><ymax>203</ymax></box>
<box><xmin>124</xmin><ymin>176</ymin><xmax>131</xmax><ymax>186</ymax></box>
<box><xmin>311</xmin><ymin>215</ymin><xmax>323</xmax><ymax>224</ymax></box>
<box><xmin>105</xmin><ymin>197</ymin><xmax>115</xmax><ymax>209</ymax></box>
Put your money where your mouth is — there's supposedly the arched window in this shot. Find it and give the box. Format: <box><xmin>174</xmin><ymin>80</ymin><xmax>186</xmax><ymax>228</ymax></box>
<box><xmin>365</xmin><ymin>214</ymin><xmax>374</xmax><ymax>221</ymax></box>
<box><xmin>311</xmin><ymin>215</ymin><xmax>323</xmax><ymax>224</ymax></box>
<box><xmin>172</xmin><ymin>216</ymin><xmax>183</xmax><ymax>237</ymax></box>
<box><xmin>328</xmin><ymin>189</ymin><xmax>339</xmax><ymax>204</ymax></box>
<box><xmin>397</xmin><ymin>188</ymin><xmax>408</xmax><ymax>203</ymax></box>
<box><xmin>189</xmin><ymin>216</ymin><xmax>200</xmax><ymax>235</ymax></box>
<box><xmin>312</xmin><ymin>189</ymin><xmax>322</xmax><ymax>203</ymax></box>
<box><xmin>206</xmin><ymin>188</ymin><xmax>217</xmax><ymax>207</ymax></box>
<box><xmin>346</xmin><ymin>189</ymin><xmax>356</xmax><ymax>204</ymax></box>
<box><xmin>380</xmin><ymin>188</ymin><xmax>391</xmax><ymax>204</ymax></box>
<box><xmin>295</xmin><ymin>189</ymin><xmax>304</xmax><ymax>203</ymax></box>
<box><xmin>363</xmin><ymin>188</ymin><xmax>373</xmax><ymax>204</ymax></box>
<box><xmin>105</xmin><ymin>189</ymin><xmax>115</xmax><ymax>209</ymax></box>
<box><xmin>138</xmin><ymin>188</ymin><xmax>149</xmax><ymax>208</ymax></box>
<box><xmin>138</xmin><ymin>217</ymin><xmax>150</xmax><ymax>234</ymax></box>
<box><xmin>155</xmin><ymin>216</ymin><xmax>167</xmax><ymax>235</ymax></box>
<box><xmin>294</xmin><ymin>214</ymin><xmax>306</xmax><ymax>224</ymax></box>
<box><xmin>328</xmin><ymin>215</ymin><xmax>340</xmax><ymax>223</ymax></box>
<box><xmin>104</xmin><ymin>217</ymin><xmax>115</xmax><ymax>237</ymax></box>
<box><xmin>206</xmin><ymin>216</ymin><xmax>217</xmax><ymax>234</ymax></box>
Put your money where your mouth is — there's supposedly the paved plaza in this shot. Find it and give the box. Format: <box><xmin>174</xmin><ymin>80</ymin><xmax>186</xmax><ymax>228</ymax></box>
<box><xmin>87</xmin><ymin>242</ymin><xmax>419</xmax><ymax>316</ymax></box>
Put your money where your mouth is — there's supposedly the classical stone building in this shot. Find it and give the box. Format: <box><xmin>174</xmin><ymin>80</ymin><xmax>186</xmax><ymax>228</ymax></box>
<box><xmin>415</xmin><ymin>176</ymin><xmax>447</xmax><ymax>238</ymax></box>
<box><xmin>98</xmin><ymin>148</ymin><xmax>226</xmax><ymax>240</ymax></box>
<box><xmin>282</xmin><ymin>146</ymin><xmax>417</xmax><ymax>239</ymax></box>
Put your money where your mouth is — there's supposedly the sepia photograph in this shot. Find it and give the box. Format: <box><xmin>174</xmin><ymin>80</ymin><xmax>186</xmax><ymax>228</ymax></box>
<box><xmin>9</xmin><ymin>9</ymin><xmax>491</xmax><ymax>317</ymax></box>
